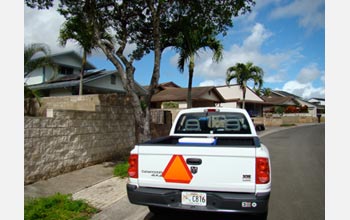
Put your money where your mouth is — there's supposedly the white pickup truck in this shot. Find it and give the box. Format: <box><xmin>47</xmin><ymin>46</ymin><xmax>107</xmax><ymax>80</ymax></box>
<box><xmin>127</xmin><ymin>107</ymin><xmax>271</xmax><ymax>219</ymax></box>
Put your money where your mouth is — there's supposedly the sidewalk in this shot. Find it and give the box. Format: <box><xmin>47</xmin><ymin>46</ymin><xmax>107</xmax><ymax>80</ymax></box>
<box><xmin>24</xmin><ymin>123</ymin><xmax>322</xmax><ymax>211</ymax></box>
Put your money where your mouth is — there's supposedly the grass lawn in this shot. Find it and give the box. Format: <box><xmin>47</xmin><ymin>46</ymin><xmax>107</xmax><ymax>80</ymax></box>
<box><xmin>113</xmin><ymin>161</ymin><xmax>129</xmax><ymax>178</ymax></box>
<box><xmin>24</xmin><ymin>193</ymin><xmax>98</xmax><ymax>220</ymax></box>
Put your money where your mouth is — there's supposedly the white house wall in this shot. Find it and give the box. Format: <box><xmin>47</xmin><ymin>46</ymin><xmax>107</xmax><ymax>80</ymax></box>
<box><xmin>25</xmin><ymin>65</ymin><xmax>81</xmax><ymax>85</ymax></box>
<box><xmin>85</xmin><ymin>75</ymin><xmax>125</xmax><ymax>92</ymax></box>
<box><xmin>216</xmin><ymin>86</ymin><xmax>263</xmax><ymax>102</ymax></box>
<box><xmin>25</xmin><ymin>68</ymin><xmax>44</xmax><ymax>85</ymax></box>
<box><xmin>217</xmin><ymin>102</ymin><xmax>238</xmax><ymax>108</ymax></box>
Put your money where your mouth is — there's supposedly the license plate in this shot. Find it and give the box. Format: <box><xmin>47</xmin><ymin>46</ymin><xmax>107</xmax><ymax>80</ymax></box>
<box><xmin>181</xmin><ymin>192</ymin><xmax>207</xmax><ymax>206</ymax></box>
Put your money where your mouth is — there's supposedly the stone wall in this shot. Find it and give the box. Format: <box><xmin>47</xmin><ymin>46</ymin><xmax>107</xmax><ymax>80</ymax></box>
<box><xmin>254</xmin><ymin>115</ymin><xmax>325</xmax><ymax>126</ymax></box>
<box><xmin>150</xmin><ymin>110</ymin><xmax>173</xmax><ymax>139</ymax></box>
<box><xmin>24</xmin><ymin>94</ymin><xmax>135</xmax><ymax>184</ymax></box>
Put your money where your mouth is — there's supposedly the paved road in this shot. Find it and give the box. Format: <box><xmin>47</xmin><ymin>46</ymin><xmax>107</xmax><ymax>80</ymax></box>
<box><xmin>262</xmin><ymin>124</ymin><xmax>324</xmax><ymax>220</ymax></box>
<box><xmin>93</xmin><ymin>124</ymin><xmax>325</xmax><ymax>220</ymax></box>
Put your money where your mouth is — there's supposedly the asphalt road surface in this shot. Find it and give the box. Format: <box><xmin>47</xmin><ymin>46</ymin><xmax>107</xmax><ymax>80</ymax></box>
<box><xmin>93</xmin><ymin>124</ymin><xmax>325</xmax><ymax>220</ymax></box>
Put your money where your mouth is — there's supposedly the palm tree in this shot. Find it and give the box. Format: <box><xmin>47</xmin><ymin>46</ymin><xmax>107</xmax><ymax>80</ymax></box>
<box><xmin>59</xmin><ymin>14</ymin><xmax>111</xmax><ymax>95</ymax></box>
<box><xmin>261</xmin><ymin>87</ymin><xmax>272</xmax><ymax>97</ymax></box>
<box><xmin>226</xmin><ymin>62</ymin><xmax>264</xmax><ymax>109</ymax></box>
<box><xmin>175</xmin><ymin>29</ymin><xmax>223</xmax><ymax>108</ymax></box>
<box><xmin>24</xmin><ymin>43</ymin><xmax>56</xmax><ymax>115</ymax></box>
<box><xmin>24</xmin><ymin>43</ymin><xmax>56</xmax><ymax>98</ymax></box>
<box><xmin>24</xmin><ymin>43</ymin><xmax>56</xmax><ymax>77</ymax></box>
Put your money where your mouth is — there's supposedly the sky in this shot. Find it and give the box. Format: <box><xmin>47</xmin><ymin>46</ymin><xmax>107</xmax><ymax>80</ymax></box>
<box><xmin>24</xmin><ymin>0</ymin><xmax>325</xmax><ymax>100</ymax></box>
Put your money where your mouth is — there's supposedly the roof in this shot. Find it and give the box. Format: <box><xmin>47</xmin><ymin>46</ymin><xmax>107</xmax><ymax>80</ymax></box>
<box><xmin>262</xmin><ymin>96</ymin><xmax>299</xmax><ymax>105</ymax></box>
<box><xmin>29</xmin><ymin>70</ymin><xmax>148</xmax><ymax>96</ymax></box>
<box><xmin>29</xmin><ymin>50</ymin><xmax>96</xmax><ymax>71</ymax></box>
<box><xmin>143</xmin><ymin>81</ymin><xmax>181</xmax><ymax>91</ymax></box>
<box><xmin>151</xmin><ymin>86</ymin><xmax>225</xmax><ymax>103</ymax></box>
<box><xmin>272</xmin><ymin>90</ymin><xmax>302</xmax><ymax>99</ymax></box>
<box><xmin>158</xmin><ymin>81</ymin><xmax>181</xmax><ymax>89</ymax></box>
<box><xmin>309</xmin><ymin>97</ymin><xmax>325</xmax><ymax>101</ymax></box>
<box><xmin>51</xmin><ymin>51</ymin><xmax>96</xmax><ymax>70</ymax></box>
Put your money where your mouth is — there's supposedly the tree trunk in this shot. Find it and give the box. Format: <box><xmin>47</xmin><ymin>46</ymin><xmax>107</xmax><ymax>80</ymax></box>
<box><xmin>79</xmin><ymin>50</ymin><xmax>86</xmax><ymax>96</ymax></box>
<box><xmin>187</xmin><ymin>54</ymin><xmax>195</xmax><ymax>109</ymax></box>
<box><xmin>242</xmin><ymin>86</ymin><xmax>246</xmax><ymax>109</ymax></box>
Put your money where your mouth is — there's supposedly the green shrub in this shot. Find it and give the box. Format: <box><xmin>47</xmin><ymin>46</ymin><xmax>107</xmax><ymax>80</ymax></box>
<box><xmin>113</xmin><ymin>161</ymin><xmax>129</xmax><ymax>178</ymax></box>
<box><xmin>24</xmin><ymin>193</ymin><xmax>98</xmax><ymax>220</ymax></box>
<box><xmin>162</xmin><ymin>101</ymin><xmax>179</xmax><ymax>109</ymax></box>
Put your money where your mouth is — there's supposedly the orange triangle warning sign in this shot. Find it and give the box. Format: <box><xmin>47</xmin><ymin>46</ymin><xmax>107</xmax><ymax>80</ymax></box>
<box><xmin>162</xmin><ymin>155</ymin><xmax>193</xmax><ymax>184</ymax></box>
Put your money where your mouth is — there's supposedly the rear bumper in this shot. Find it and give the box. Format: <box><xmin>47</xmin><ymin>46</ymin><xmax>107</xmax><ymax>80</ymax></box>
<box><xmin>127</xmin><ymin>184</ymin><xmax>270</xmax><ymax>214</ymax></box>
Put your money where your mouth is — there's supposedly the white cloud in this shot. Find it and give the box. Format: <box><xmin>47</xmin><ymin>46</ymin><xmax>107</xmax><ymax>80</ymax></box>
<box><xmin>176</xmin><ymin>23</ymin><xmax>302</xmax><ymax>84</ymax></box>
<box><xmin>270</xmin><ymin>0</ymin><xmax>325</xmax><ymax>31</ymax></box>
<box><xmin>282</xmin><ymin>80</ymin><xmax>324</xmax><ymax>99</ymax></box>
<box><xmin>242</xmin><ymin>23</ymin><xmax>272</xmax><ymax>51</ymax></box>
<box><xmin>24</xmin><ymin>2</ymin><xmax>135</xmax><ymax>58</ymax></box>
<box><xmin>265</xmin><ymin>70</ymin><xmax>288</xmax><ymax>83</ymax></box>
<box><xmin>199</xmin><ymin>79</ymin><xmax>226</xmax><ymax>87</ymax></box>
<box><xmin>24</xmin><ymin>3</ymin><xmax>81</xmax><ymax>54</ymax></box>
<box><xmin>278</xmin><ymin>63</ymin><xmax>325</xmax><ymax>99</ymax></box>
<box><xmin>296</xmin><ymin>63</ymin><xmax>322</xmax><ymax>84</ymax></box>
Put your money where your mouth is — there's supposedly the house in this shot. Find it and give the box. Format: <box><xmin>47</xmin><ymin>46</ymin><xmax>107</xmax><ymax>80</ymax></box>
<box><xmin>25</xmin><ymin>51</ymin><xmax>96</xmax><ymax>86</ymax></box>
<box><xmin>262</xmin><ymin>90</ymin><xmax>317</xmax><ymax>117</ymax></box>
<box><xmin>215</xmin><ymin>84</ymin><xmax>266</xmax><ymax>116</ymax></box>
<box><xmin>150</xmin><ymin>82</ymin><xmax>225</xmax><ymax>109</ymax></box>
<box><xmin>308</xmin><ymin>98</ymin><xmax>325</xmax><ymax>115</ymax></box>
<box><xmin>25</xmin><ymin>51</ymin><xmax>147</xmax><ymax>97</ymax></box>
<box><xmin>150</xmin><ymin>82</ymin><xmax>267</xmax><ymax>117</ymax></box>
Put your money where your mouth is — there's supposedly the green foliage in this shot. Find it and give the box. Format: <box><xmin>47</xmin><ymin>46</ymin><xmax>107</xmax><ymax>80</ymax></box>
<box><xmin>226</xmin><ymin>62</ymin><xmax>264</xmax><ymax>109</ymax></box>
<box><xmin>275</xmin><ymin>106</ymin><xmax>285</xmax><ymax>115</ymax></box>
<box><xmin>24</xmin><ymin>43</ymin><xmax>56</xmax><ymax>76</ymax></box>
<box><xmin>24</xmin><ymin>193</ymin><xmax>98</xmax><ymax>220</ymax></box>
<box><xmin>162</xmin><ymin>101</ymin><xmax>179</xmax><ymax>109</ymax></box>
<box><xmin>260</xmin><ymin>87</ymin><xmax>272</xmax><ymax>97</ymax></box>
<box><xmin>226</xmin><ymin>62</ymin><xmax>264</xmax><ymax>90</ymax></box>
<box><xmin>113</xmin><ymin>161</ymin><xmax>129</xmax><ymax>178</ymax></box>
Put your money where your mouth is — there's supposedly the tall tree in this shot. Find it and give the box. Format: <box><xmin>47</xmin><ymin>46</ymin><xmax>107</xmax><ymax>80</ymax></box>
<box><xmin>26</xmin><ymin>0</ymin><xmax>256</xmax><ymax>143</ymax></box>
<box><xmin>59</xmin><ymin>12</ymin><xmax>112</xmax><ymax>95</ymax></box>
<box><xmin>226</xmin><ymin>62</ymin><xmax>264</xmax><ymax>109</ymax></box>
<box><xmin>174</xmin><ymin>22</ymin><xmax>223</xmax><ymax>108</ymax></box>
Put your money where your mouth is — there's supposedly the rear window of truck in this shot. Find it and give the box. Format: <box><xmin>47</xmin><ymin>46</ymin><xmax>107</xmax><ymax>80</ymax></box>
<box><xmin>174</xmin><ymin>112</ymin><xmax>251</xmax><ymax>135</ymax></box>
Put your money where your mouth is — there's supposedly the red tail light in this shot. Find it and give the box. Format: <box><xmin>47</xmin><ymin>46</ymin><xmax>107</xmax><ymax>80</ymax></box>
<box><xmin>128</xmin><ymin>154</ymin><xmax>138</xmax><ymax>178</ymax></box>
<box><xmin>256</xmin><ymin>157</ymin><xmax>270</xmax><ymax>184</ymax></box>
<box><xmin>207</xmin><ymin>109</ymin><xmax>217</xmax><ymax>112</ymax></box>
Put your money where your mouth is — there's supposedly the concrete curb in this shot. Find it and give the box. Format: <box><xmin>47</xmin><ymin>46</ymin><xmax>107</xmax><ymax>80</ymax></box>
<box><xmin>258</xmin><ymin>123</ymin><xmax>323</xmax><ymax>138</ymax></box>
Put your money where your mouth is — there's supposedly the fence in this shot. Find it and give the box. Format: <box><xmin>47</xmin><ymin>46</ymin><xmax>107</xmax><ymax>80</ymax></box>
<box><xmin>24</xmin><ymin>94</ymin><xmax>172</xmax><ymax>184</ymax></box>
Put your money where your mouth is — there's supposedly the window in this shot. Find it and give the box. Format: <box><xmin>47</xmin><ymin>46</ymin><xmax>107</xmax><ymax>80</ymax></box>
<box><xmin>111</xmin><ymin>74</ymin><xmax>116</xmax><ymax>85</ymax></box>
<box><xmin>59</xmin><ymin>66</ymin><xmax>74</xmax><ymax>75</ymax></box>
<box><xmin>174</xmin><ymin>112</ymin><xmax>251</xmax><ymax>135</ymax></box>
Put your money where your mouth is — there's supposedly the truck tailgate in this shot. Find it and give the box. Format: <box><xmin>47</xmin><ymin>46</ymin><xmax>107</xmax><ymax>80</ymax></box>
<box><xmin>137</xmin><ymin>145</ymin><xmax>256</xmax><ymax>193</ymax></box>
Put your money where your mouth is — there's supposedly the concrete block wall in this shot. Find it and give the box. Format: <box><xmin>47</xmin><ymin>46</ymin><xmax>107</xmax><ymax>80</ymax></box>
<box><xmin>255</xmin><ymin>115</ymin><xmax>325</xmax><ymax>126</ymax></box>
<box><xmin>24</xmin><ymin>94</ymin><xmax>135</xmax><ymax>184</ymax></box>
